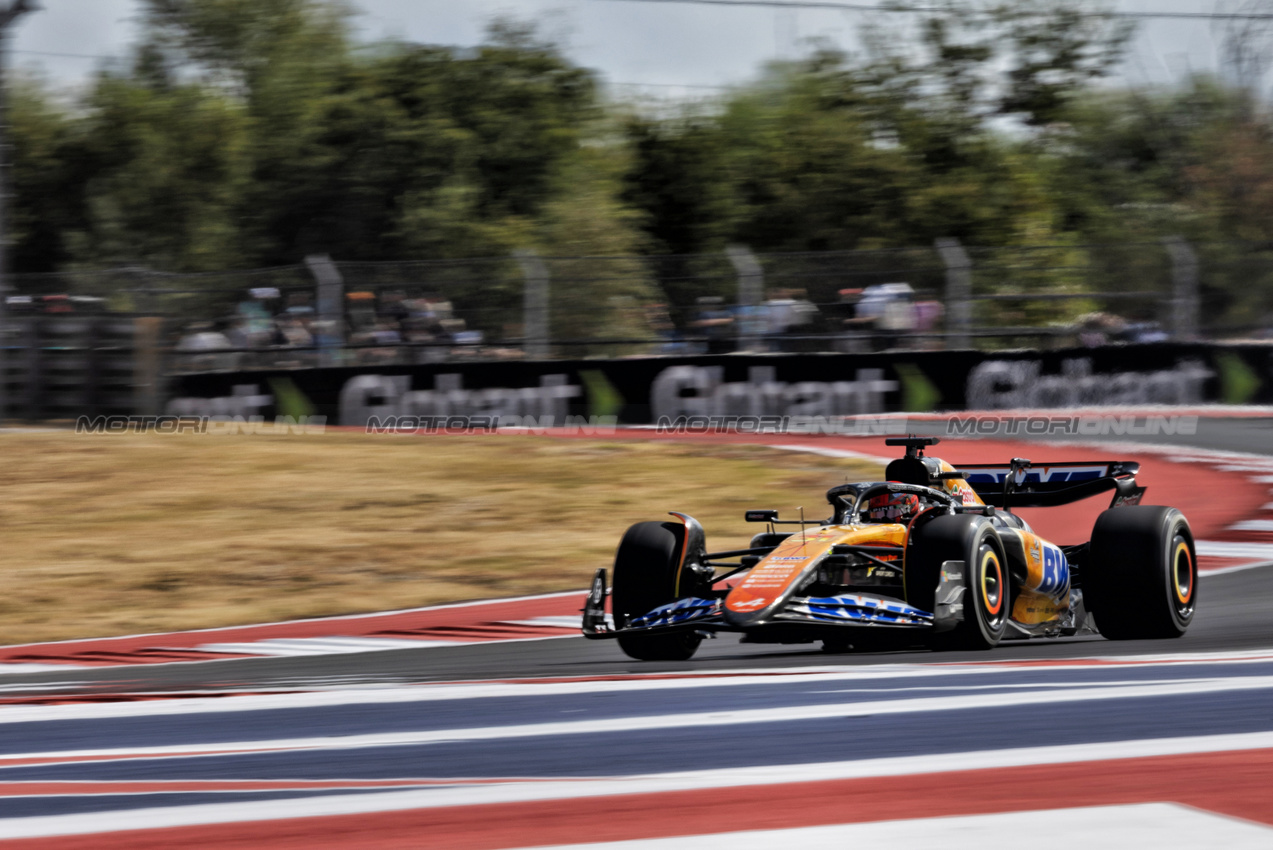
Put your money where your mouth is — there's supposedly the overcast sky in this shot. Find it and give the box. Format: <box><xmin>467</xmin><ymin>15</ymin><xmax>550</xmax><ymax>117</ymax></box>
<box><xmin>7</xmin><ymin>0</ymin><xmax>1255</xmax><ymax>97</ymax></box>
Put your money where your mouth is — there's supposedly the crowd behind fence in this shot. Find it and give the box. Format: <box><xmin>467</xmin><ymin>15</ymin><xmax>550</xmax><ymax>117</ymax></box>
<box><xmin>3</xmin><ymin>238</ymin><xmax>1271</xmax><ymax>374</ymax></box>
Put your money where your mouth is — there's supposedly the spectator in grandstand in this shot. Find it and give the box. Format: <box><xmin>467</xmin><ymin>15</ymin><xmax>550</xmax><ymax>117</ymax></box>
<box><xmin>1075</xmin><ymin>311</ymin><xmax>1126</xmax><ymax>347</ymax></box>
<box><xmin>914</xmin><ymin>298</ymin><xmax>944</xmax><ymax>349</ymax></box>
<box><xmin>225</xmin><ymin>315</ymin><xmax>251</xmax><ymax>350</ymax></box>
<box><xmin>855</xmin><ymin>283</ymin><xmax>917</xmax><ymax>351</ymax></box>
<box><xmin>644</xmin><ymin>302</ymin><xmax>690</xmax><ymax>354</ymax></box>
<box><xmin>835</xmin><ymin>288</ymin><xmax>873</xmax><ymax>353</ymax></box>
<box><xmin>174</xmin><ymin>323</ymin><xmax>239</xmax><ymax>371</ymax></box>
<box><xmin>761</xmin><ymin>288</ymin><xmax>822</xmax><ymax>352</ymax></box>
<box><xmin>372</xmin><ymin>320</ymin><xmax>402</xmax><ymax>346</ymax></box>
<box><xmin>284</xmin><ymin>291</ymin><xmax>315</xmax><ymax>317</ymax></box>
<box><xmin>1121</xmin><ymin>321</ymin><xmax>1168</xmax><ymax>343</ymax></box>
<box><xmin>279</xmin><ymin>316</ymin><xmax>313</xmax><ymax>348</ymax></box>
<box><xmin>690</xmin><ymin>295</ymin><xmax>735</xmax><ymax>354</ymax></box>
<box><xmin>379</xmin><ymin>290</ymin><xmax>411</xmax><ymax>325</ymax></box>
<box><xmin>345</xmin><ymin>291</ymin><xmax>377</xmax><ymax>334</ymax></box>
<box><xmin>236</xmin><ymin>291</ymin><xmax>277</xmax><ymax>347</ymax></box>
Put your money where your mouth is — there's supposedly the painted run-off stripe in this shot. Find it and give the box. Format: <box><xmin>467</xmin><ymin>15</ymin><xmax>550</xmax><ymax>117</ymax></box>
<box><xmin>525</xmin><ymin>805</ymin><xmax>1273</xmax><ymax>850</ymax></box>
<box><xmin>5</xmin><ymin>651</ymin><xmax>1273</xmax><ymax>727</ymax></box>
<box><xmin>0</xmin><ymin>780</ymin><xmax>455</xmax><ymax>796</ymax></box>
<box><xmin>4</xmin><ymin>737</ymin><xmax>1273</xmax><ymax>841</ymax></box>
<box><xmin>0</xmin><ymin>778</ymin><xmax>574</xmax><ymax>797</ymax></box>
<box><xmin>0</xmin><ymin>591</ymin><xmax>589</xmax><ymax>653</ymax></box>
<box><xmin>0</xmin><ymin>628</ymin><xmax>580</xmax><ymax>673</ymax></box>
<box><xmin>5</xmin><ymin>675</ymin><xmax>1273</xmax><ymax>767</ymax></box>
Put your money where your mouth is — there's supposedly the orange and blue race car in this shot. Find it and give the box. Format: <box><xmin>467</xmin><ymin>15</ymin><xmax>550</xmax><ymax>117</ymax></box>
<box><xmin>582</xmin><ymin>437</ymin><xmax>1197</xmax><ymax>660</ymax></box>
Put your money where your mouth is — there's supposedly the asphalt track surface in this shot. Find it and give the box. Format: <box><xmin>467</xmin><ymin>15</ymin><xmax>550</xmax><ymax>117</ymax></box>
<box><xmin>3</xmin><ymin>417</ymin><xmax>1273</xmax><ymax>846</ymax></box>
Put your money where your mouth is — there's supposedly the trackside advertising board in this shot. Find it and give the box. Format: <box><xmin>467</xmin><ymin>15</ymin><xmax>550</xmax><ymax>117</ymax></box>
<box><xmin>164</xmin><ymin>342</ymin><xmax>1273</xmax><ymax>427</ymax></box>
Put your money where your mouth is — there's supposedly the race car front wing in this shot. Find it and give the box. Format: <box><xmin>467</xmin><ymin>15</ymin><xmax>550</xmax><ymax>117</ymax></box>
<box><xmin>581</xmin><ymin>567</ymin><xmax>962</xmax><ymax>639</ymax></box>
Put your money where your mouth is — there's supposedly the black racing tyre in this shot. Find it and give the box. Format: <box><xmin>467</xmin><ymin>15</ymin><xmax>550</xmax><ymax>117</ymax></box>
<box><xmin>907</xmin><ymin>514</ymin><xmax>1010</xmax><ymax>651</ymax></box>
<box><xmin>1086</xmin><ymin>506</ymin><xmax>1196</xmax><ymax>640</ymax></box>
<box><xmin>611</xmin><ymin>521</ymin><xmax>703</xmax><ymax>661</ymax></box>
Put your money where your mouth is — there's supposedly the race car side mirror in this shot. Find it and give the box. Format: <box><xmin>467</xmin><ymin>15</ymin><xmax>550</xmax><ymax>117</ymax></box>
<box><xmin>745</xmin><ymin>510</ymin><xmax>779</xmax><ymax>523</ymax></box>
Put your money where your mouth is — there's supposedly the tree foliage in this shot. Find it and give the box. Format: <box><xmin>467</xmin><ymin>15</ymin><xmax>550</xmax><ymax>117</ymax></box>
<box><xmin>7</xmin><ymin>0</ymin><xmax>1273</xmax><ymax>331</ymax></box>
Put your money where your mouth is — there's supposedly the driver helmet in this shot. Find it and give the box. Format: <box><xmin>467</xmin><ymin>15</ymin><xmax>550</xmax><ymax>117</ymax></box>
<box><xmin>867</xmin><ymin>492</ymin><xmax>920</xmax><ymax>522</ymax></box>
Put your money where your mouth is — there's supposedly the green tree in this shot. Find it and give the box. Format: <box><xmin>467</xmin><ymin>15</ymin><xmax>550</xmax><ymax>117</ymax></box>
<box><xmin>58</xmin><ymin>74</ymin><xmax>250</xmax><ymax>272</ymax></box>
<box><xmin>9</xmin><ymin>78</ymin><xmax>81</xmax><ymax>274</ymax></box>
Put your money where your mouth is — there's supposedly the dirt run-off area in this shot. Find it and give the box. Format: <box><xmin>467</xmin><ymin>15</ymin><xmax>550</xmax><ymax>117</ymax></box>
<box><xmin>0</xmin><ymin>431</ymin><xmax>879</xmax><ymax>644</ymax></box>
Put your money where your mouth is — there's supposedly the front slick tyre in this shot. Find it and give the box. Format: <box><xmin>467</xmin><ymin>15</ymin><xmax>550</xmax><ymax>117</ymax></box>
<box><xmin>943</xmin><ymin>537</ymin><xmax>1010</xmax><ymax>650</ymax></box>
<box><xmin>908</xmin><ymin>514</ymin><xmax>1009</xmax><ymax>652</ymax></box>
<box><xmin>1086</xmin><ymin>506</ymin><xmax>1196</xmax><ymax>640</ymax></box>
<box><xmin>611</xmin><ymin>521</ymin><xmax>703</xmax><ymax>662</ymax></box>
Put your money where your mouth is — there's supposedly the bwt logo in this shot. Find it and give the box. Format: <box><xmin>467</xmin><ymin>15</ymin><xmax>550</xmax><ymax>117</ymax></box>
<box><xmin>76</xmin><ymin>415</ymin><xmax>327</xmax><ymax>435</ymax></box>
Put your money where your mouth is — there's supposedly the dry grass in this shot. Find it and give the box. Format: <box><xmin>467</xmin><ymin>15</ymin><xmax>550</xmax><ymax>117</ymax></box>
<box><xmin>0</xmin><ymin>432</ymin><xmax>880</xmax><ymax>644</ymax></box>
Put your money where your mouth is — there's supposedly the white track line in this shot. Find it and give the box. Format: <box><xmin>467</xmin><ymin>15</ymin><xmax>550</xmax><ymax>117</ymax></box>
<box><xmin>1230</xmin><ymin>520</ymin><xmax>1273</xmax><ymax>532</ymax></box>
<box><xmin>194</xmin><ymin>638</ymin><xmax>465</xmax><ymax>657</ymax></box>
<box><xmin>1200</xmin><ymin>560</ymin><xmax>1273</xmax><ymax>577</ymax></box>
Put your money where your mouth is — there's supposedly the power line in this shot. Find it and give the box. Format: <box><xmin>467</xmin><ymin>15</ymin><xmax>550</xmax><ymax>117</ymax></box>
<box><xmin>590</xmin><ymin>0</ymin><xmax>1273</xmax><ymax>21</ymax></box>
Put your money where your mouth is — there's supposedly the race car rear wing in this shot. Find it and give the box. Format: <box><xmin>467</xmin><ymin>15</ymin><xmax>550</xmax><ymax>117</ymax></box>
<box><xmin>959</xmin><ymin>460</ymin><xmax>1145</xmax><ymax>509</ymax></box>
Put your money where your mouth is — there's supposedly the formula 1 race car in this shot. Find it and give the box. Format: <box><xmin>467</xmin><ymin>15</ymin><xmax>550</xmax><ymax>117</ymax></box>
<box><xmin>582</xmin><ymin>437</ymin><xmax>1197</xmax><ymax>660</ymax></box>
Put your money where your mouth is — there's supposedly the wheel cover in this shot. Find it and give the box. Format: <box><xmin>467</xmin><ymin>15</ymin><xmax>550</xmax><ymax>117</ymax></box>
<box><xmin>1172</xmin><ymin>536</ymin><xmax>1195</xmax><ymax>612</ymax></box>
<box><xmin>980</xmin><ymin>546</ymin><xmax>1005</xmax><ymax>625</ymax></box>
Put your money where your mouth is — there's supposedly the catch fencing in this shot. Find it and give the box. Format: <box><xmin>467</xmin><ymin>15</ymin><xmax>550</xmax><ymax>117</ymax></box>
<box><xmin>1</xmin><ymin>238</ymin><xmax>1272</xmax><ymax>419</ymax></box>
<box><xmin>37</xmin><ymin>239</ymin><xmax>1273</xmax><ymax>363</ymax></box>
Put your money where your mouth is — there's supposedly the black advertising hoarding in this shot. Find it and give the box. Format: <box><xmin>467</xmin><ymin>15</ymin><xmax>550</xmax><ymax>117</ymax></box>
<box><xmin>164</xmin><ymin>343</ymin><xmax>1273</xmax><ymax>425</ymax></box>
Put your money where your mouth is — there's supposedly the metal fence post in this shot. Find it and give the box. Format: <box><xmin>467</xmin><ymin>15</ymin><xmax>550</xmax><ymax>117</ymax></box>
<box><xmin>726</xmin><ymin>244</ymin><xmax>763</xmax><ymax>351</ymax></box>
<box><xmin>935</xmin><ymin>237</ymin><xmax>973</xmax><ymax>350</ymax></box>
<box><xmin>305</xmin><ymin>254</ymin><xmax>345</xmax><ymax>367</ymax></box>
<box><xmin>133</xmin><ymin>316</ymin><xmax>162</xmax><ymax>417</ymax></box>
<box><xmin>1163</xmin><ymin>236</ymin><xmax>1199</xmax><ymax>340</ymax></box>
<box><xmin>515</xmin><ymin>250</ymin><xmax>549</xmax><ymax>360</ymax></box>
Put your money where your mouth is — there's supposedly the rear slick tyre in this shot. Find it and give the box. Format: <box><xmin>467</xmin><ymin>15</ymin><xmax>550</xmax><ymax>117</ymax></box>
<box><xmin>1086</xmin><ymin>506</ymin><xmax>1196</xmax><ymax>640</ymax></box>
<box><xmin>611</xmin><ymin>521</ymin><xmax>703</xmax><ymax>662</ymax></box>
